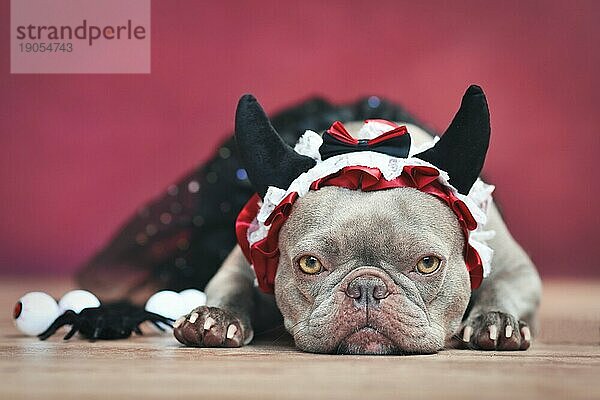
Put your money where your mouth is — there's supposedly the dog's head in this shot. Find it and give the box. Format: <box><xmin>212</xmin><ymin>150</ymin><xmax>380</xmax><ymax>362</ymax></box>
<box><xmin>235</xmin><ymin>86</ymin><xmax>490</xmax><ymax>354</ymax></box>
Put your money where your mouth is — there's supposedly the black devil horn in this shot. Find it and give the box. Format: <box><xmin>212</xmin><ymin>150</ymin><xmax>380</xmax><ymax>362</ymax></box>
<box><xmin>235</xmin><ymin>94</ymin><xmax>317</xmax><ymax>198</ymax></box>
<box><xmin>415</xmin><ymin>85</ymin><xmax>491</xmax><ymax>194</ymax></box>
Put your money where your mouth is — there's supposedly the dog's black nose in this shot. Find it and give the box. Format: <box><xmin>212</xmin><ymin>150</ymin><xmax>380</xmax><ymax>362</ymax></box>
<box><xmin>345</xmin><ymin>275</ymin><xmax>389</xmax><ymax>306</ymax></box>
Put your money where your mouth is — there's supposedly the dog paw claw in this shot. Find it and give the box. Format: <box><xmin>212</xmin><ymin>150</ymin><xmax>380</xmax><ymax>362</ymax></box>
<box><xmin>188</xmin><ymin>312</ymin><xmax>199</xmax><ymax>323</ymax></box>
<box><xmin>203</xmin><ymin>316</ymin><xmax>216</xmax><ymax>330</ymax></box>
<box><xmin>226</xmin><ymin>324</ymin><xmax>238</xmax><ymax>339</ymax></box>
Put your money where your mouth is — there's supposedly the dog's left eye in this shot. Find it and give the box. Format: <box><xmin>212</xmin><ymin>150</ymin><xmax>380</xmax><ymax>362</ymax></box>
<box><xmin>298</xmin><ymin>255</ymin><xmax>323</xmax><ymax>274</ymax></box>
<box><xmin>416</xmin><ymin>256</ymin><xmax>441</xmax><ymax>274</ymax></box>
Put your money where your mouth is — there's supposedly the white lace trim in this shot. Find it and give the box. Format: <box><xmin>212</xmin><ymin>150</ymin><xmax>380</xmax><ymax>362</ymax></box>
<box><xmin>249</xmin><ymin>130</ymin><xmax>495</xmax><ymax>278</ymax></box>
<box><xmin>293</xmin><ymin>130</ymin><xmax>323</xmax><ymax>161</ymax></box>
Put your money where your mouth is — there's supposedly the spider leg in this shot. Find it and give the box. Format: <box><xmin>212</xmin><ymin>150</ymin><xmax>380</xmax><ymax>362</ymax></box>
<box><xmin>150</xmin><ymin>320</ymin><xmax>166</xmax><ymax>332</ymax></box>
<box><xmin>63</xmin><ymin>324</ymin><xmax>80</xmax><ymax>340</ymax></box>
<box><xmin>131</xmin><ymin>311</ymin><xmax>173</xmax><ymax>333</ymax></box>
<box><xmin>38</xmin><ymin>311</ymin><xmax>78</xmax><ymax>341</ymax></box>
<box><xmin>146</xmin><ymin>311</ymin><xmax>175</xmax><ymax>328</ymax></box>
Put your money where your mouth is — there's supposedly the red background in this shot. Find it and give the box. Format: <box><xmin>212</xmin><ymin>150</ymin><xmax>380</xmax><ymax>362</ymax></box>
<box><xmin>1</xmin><ymin>1</ymin><xmax>598</xmax><ymax>277</ymax></box>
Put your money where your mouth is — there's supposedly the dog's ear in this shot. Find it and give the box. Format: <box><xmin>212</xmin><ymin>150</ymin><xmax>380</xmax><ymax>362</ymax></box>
<box><xmin>235</xmin><ymin>94</ymin><xmax>317</xmax><ymax>198</ymax></box>
<box><xmin>415</xmin><ymin>85</ymin><xmax>491</xmax><ymax>194</ymax></box>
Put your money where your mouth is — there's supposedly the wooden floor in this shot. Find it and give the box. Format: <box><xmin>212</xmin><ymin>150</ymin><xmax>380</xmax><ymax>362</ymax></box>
<box><xmin>1</xmin><ymin>278</ymin><xmax>599</xmax><ymax>400</ymax></box>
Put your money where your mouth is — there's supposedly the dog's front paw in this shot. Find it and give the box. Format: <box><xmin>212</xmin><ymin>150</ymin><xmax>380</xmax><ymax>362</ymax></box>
<box><xmin>173</xmin><ymin>306</ymin><xmax>253</xmax><ymax>348</ymax></box>
<box><xmin>459</xmin><ymin>311</ymin><xmax>531</xmax><ymax>351</ymax></box>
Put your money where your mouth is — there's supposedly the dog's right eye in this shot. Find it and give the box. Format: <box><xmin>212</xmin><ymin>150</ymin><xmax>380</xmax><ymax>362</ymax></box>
<box><xmin>416</xmin><ymin>256</ymin><xmax>441</xmax><ymax>274</ymax></box>
<box><xmin>298</xmin><ymin>255</ymin><xmax>323</xmax><ymax>275</ymax></box>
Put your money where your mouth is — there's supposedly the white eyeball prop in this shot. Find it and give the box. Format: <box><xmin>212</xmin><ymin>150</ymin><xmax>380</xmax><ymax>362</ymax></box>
<box><xmin>13</xmin><ymin>292</ymin><xmax>61</xmax><ymax>336</ymax></box>
<box><xmin>145</xmin><ymin>290</ymin><xmax>187</xmax><ymax>320</ymax></box>
<box><xmin>179</xmin><ymin>289</ymin><xmax>207</xmax><ymax>313</ymax></box>
<box><xmin>58</xmin><ymin>290</ymin><xmax>100</xmax><ymax>313</ymax></box>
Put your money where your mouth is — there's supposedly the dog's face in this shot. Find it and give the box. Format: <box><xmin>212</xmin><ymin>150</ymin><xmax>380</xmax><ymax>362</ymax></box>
<box><xmin>235</xmin><ymin>85</ymin><xmax>490</xmax><ymax>354</ymax></box>
<box><xmin>274</xmin><ymin>187</ymin><xmax>470</xmax><ymax>354</ymax></box>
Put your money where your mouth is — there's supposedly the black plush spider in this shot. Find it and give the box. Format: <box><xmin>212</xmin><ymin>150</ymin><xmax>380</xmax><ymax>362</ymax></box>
<box><xmin>38</xmin><ymin>301</ymin><xmax>174</xmax><ymax>341</ymax></box>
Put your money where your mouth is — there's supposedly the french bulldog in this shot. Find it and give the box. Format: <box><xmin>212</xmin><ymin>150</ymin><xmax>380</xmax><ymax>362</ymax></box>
<box><xmin>172</xmin><ymin>85</ymin><xmax>542</xmax><ymax>354</ymax></box>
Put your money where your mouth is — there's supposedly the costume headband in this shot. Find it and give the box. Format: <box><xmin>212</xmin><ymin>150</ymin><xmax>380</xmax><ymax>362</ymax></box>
<box><xmin>235</xmin><ymin>120</ymin><xmax>495</xmax><ymax>294</ymax></box>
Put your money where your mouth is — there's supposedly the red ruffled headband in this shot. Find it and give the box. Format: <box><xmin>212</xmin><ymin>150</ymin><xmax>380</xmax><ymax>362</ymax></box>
<box><xmin>235</xmin><ymin>120</ymin><xmax>489</xmax><ymax>294</ymax></box>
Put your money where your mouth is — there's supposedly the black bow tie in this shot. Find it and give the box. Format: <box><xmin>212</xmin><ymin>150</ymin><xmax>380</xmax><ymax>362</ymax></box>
<box><xmin>319</xmin><ymin>121</ymin><xmax>411</xmax><ymax>160</ymax></box>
